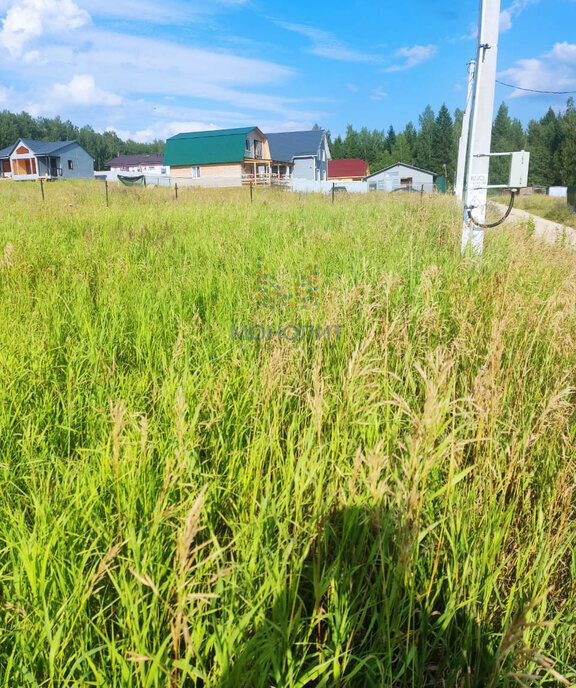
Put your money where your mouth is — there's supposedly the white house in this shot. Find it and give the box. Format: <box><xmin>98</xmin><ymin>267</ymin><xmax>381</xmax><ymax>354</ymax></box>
<box><xmin>366</xmin><ymin>163</ymin><xmax>438</xmax><ymax>192</ymax></box>
<box><xmin>106</xmin><ymin>154</ymin><xmax>168</xmax><ymax>176</ymax></box>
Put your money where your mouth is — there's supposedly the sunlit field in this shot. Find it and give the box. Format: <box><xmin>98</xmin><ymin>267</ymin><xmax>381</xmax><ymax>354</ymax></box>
<box><xmin>0</xmin><ymin>180</ymin><xmax>575</xmax><ymax>687</ymax></box>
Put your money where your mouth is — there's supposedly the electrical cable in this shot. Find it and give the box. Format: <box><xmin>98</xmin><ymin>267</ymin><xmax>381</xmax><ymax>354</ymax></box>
<box><xmin>466</xmin><ymin>189</ymin><xmax>516</xmax><ymax>228</ymax></box>
<box><xmin>495</xmin><ymin>80</ymin><xmax>576</xmax><ymax>95</ymax></box>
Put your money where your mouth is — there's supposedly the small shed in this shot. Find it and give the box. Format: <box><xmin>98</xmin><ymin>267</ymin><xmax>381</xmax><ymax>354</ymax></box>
<box><xmin>328</xmin><ymin>159</ymin><xmax>369</xmax><ymax>181</ymax></box>
<box><xmin>366</xmin><ymin>162</ymin><xmax>438</xmax><ymax>192</ymax></box>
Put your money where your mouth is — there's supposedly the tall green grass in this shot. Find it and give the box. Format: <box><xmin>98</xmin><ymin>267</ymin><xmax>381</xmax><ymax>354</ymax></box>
<box><xmin>506</xmin><ymin>192</ymin><xmax>576</xmax><ymax>229</ymax></box>
<box><xmin>0</xmin><ymin>180</ymin><xmax>575</xmax><ymax>687</ymax></box>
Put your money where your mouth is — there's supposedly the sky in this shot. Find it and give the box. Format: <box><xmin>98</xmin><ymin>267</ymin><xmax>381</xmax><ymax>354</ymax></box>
<box><xmin>0</xmin><ymin>0</ymin><xmax>576</xmax><ymax>142</ymax></box>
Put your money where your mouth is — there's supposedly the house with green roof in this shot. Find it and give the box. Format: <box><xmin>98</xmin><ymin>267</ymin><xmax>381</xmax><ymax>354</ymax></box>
<box><xmin>163</xmin><ymin>127</ymin><xmax>292</xmax><ymax>187</ymax></box>
<box><xmin>0</xmin><ymin>138</ymin><xmax>93</xmax><ymax>180</ymax></box>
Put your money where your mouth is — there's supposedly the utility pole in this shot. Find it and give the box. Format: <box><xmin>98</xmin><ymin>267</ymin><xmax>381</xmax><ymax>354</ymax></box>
<box><xmin>455</xmin><ymin>59</ymin><xmax>476</xmax><ymax>202</ymax></box>
<box><xmin>461</xmin><ymin>0</ymin><xmax>501</xmax><ymax>255</ymax></box>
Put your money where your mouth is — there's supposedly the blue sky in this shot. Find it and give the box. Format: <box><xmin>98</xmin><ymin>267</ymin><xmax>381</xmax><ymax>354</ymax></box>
<box><xmin>0</xmin><ymin>0</ymin><xmax>575</xmax><ymax>142</ymax></box>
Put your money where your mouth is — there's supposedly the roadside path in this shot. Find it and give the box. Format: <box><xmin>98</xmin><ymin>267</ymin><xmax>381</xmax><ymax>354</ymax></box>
<box><xmin>491</xmin><ymin>201</ymin><xmax>576</xmax><ymax>249</ymax></box>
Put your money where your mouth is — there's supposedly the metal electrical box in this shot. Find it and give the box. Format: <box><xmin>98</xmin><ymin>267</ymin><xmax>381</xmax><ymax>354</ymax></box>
<box><xmin>509</xmin><ymin>150</ymin><xmax>530</xmax><ymax>188</ymax></box>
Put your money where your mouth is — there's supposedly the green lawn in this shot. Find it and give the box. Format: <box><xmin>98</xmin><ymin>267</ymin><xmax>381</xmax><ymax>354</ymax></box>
<box><xmin>0</xmin><ymin>181</ymin><xmax>575</xmax><ymax>687</ymax></box>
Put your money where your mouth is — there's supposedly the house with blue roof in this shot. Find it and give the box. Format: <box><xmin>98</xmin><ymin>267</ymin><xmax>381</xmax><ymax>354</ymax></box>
<box><xmin>0</xmin><ymin>138</ymin><xmax>94</xmax><ymax>180</ymax></box>
<box><xmin>163</xmin><ymin>127</ymin><xmax>292</xmax><ymax>187</ymax></box>
<box><xmin>265</xmin><ymin>130</ymin><xmax>331</xmax><ymax>181</ymax></box>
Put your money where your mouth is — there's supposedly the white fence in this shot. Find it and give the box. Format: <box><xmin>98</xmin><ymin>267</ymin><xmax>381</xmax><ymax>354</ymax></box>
<box><xmin>291</xmin><ymin>178</ymin><xmax>368</xmax><ymax>194</ymax></box>
<box><xmin>94</xmin><ymin>171</ymin><xmax>241</xmax><ymax>188</ymax></box>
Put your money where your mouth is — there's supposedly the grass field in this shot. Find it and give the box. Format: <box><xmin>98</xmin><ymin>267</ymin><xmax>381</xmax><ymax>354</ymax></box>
<box><xmin>0</xmin><ymin>180</ymin><xmax>575</xmax><ymax>687</ymax></box>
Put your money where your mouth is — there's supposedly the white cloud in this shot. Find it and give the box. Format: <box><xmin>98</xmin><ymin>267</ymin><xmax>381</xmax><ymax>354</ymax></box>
<box><xmin>386</xmin><ymin>45</ymin><xmax>436</xmax><ymax>72</ymax></box>
<box><xmin>276</xmin><ymin>21</ymin><xmax>377</xmax><ymax>62</ymax></box>
<box><xmin>19</xmin><ymin>29</ymin><xmax>299</xmax><ymax>116</ymax></box>
<box><xmin>499</xmin><ymin>42</ymin><xmax>576</xmax><ymax>97</ymax></box>
<box><xmin>105</xmin><ymin>117</ymin><xmax>318</xmax><ymax>143</ymax></box>
<box><xmin>81</xmin><ymin>0</ymin><xmax>248</xmax><ymax>23</ymax></box>
<box><xmin>0</xmin><ymin>0</ymin><xmax>90</xmax><ymax>57</ymax></box>
<box><xmin>370</xmin><ymin>87</ymin><xmax>388</xmax><ymax>100</ymax></box>
<box><xmin>52</xmin><ymin>74</ymin><xmax>121</xmax><ymax>106</ymax></box>
<box><xmin>499</xmin><ymin>0</ymin><xmax>539</xmax><ymax>31</ymax></box>
<box><xmin>27</xmin><ymin>74</ymin><xmax>122</xmax><ymax>114</ymax></box>
<box><xmin>546</xmin><ymin>41</ymin><xmax>576</xmax><ymax>63</ymax></box>
<box><xmin>0</xmin><ymin>8</ymin><xmax>326</xmax><ymax>137</ymax></box>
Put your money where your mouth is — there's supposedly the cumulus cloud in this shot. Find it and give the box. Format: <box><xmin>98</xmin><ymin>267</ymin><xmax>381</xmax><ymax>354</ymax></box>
<box><xmin>546</xmin><ymin>41</ymin><xmax>576</xmax><ymax>63</ymax></box>
<box><xmin>386</xmin><ymin>45</ymin><xmax>437</xmax><ymax>72</ymax></box>
<box><xmin>499</xmin><ymin>42</ymin><xmax>576</xmax><ymax>97</ymax></box>
<box><xmin>52</xmin><ymin>74</ymin><xmax>121</xmax><ymax>106</ymax></box>
<box><xmin>0</xmin><ymin>0</ymin><xmax>90</xmax><ymax>57</ymax></box>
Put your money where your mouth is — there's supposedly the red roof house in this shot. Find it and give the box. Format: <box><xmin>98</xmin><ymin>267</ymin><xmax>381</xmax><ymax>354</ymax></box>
<box><xmin>328</xmin><ymin>158</ymin><xmax>369</xmax><ymax>181</ymax></box>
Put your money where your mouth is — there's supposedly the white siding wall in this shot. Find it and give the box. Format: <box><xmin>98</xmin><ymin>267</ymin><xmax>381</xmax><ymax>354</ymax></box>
<box><xmin>293</xmin><ymin>157</ymin><xmax>316</xmax><ymax>180</ymax></box>
<box><xmin>367</xmin><ymin>164</ymin><xmax>435</xmax><ymax>192</ymax></box>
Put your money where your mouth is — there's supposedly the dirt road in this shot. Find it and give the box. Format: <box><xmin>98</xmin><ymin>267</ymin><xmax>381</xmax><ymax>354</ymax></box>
<box><xmin>491</xmin><ymin>201</ymin><xmax>576</xmax><ymax>249</ymax></box>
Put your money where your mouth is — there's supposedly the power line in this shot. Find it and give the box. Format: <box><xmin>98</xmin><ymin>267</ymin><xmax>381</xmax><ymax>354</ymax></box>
<box><xmin>495</xmin><ymin>80</ymin><xmax>576</xmax><ymax>95</ymax></box>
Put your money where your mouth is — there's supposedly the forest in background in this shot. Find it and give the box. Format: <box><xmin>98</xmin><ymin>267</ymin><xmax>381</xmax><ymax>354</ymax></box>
<box><xmin>1</xmin><ymin>99</ymin><xmax>575</xmax><ymax>186</ymax></box>
<box><xmin>0</xmin><ymin>110</ymin><xmax>164</xmax><ymax>171</ymax></box>
<box><xmin>327</xmin><ymin>98</ymin><xmax>576</xmax><ymax>187</ymax></box>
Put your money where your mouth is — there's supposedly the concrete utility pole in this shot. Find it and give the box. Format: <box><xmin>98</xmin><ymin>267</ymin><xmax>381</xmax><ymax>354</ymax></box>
<box><xmin>455</xmin><ymin>60</ymin><xmax>476</xmax><ymax>202</ymax></box>
<box><xmin>461</xmin><ymin>0</ymin><xmax>501</xmax><ymax>255</ymax></box>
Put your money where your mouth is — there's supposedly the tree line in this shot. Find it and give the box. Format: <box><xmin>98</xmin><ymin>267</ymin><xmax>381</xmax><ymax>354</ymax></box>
<box><xmin>326</xmin><ymin>98</ymin><xmax>576</xmax><ymax>187</ymax></box>
<box><xmin>1</xmin><ymin>101</ymin><xmax>575</xmax><ymax>185</ymax></box>
<box><xmin>0</xmin><ymin>110</ymin><xmax>164</xmax><ymax>170</ymax></box>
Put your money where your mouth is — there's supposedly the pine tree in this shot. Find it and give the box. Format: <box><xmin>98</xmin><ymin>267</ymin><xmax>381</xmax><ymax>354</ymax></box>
<box><xmin>431</xmin><ymin>104</ymin><xmax>454</xmax><ymax>182</ymax></box>
<box><xmin>416</xmin><ymin>105</ymin><xmax>436</xmax><ymax>171</ymax></box>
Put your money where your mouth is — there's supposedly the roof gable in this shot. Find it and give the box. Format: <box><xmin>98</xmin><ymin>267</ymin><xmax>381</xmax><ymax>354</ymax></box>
<box><xmin>18</xmin><ymin>138</ymin><xmax>79</xmax><ymax>155</ymax></box>
<box><xmin>1</xmin><ymin>138</ymin><xmax>90</xmax><ymax>158</ymax></box>
<box><xmin>265</xmin><ymin>130</ymin><xmax>326</xmax><ymax>163</ymax></box>
<box><xmin>163</xmin><ymin>127</ymin><xmax>260</xmax><ymax>166</ymax></box>
<box><xmin>366</xmin><ymin>162</ymin><xmax>438</xmax><ymax>178</ymax></box>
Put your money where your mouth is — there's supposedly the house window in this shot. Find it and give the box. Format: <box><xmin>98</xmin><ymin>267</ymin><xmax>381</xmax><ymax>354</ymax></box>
<box><xmin>400</xmin><ymin>177</ymin><xmax>413</xmax><ymax>187</ymax></box>
<box><xmin>161</xmin><ymin>167</ymin><xmax>167</xmax><ymax>175</ymax></box>
<box><xmin>191</xmin><ymin>166</ymin><xmax>200</xmax><ymax>178</ymax></box>
<box><xmin>245</xmin><ymin>138</ymin><xmax>251</xmax><ymax>153</ymax></box>
<box><xmin>253</xmin><ymin>140</ymin><xmax>262</xmax><ymax>158</ymax></box>
<box><xmin>68</xmin><ymin>160</ymin><xmax>74</xmax><ymax>170</ymax></box>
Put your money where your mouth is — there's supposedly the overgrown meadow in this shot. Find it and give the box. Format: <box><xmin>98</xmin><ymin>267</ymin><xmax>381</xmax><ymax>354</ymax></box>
<box><xmin>0</xmin><ymin>181</ymin><xmax>575</xmax><ymax>687</ymax></box>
